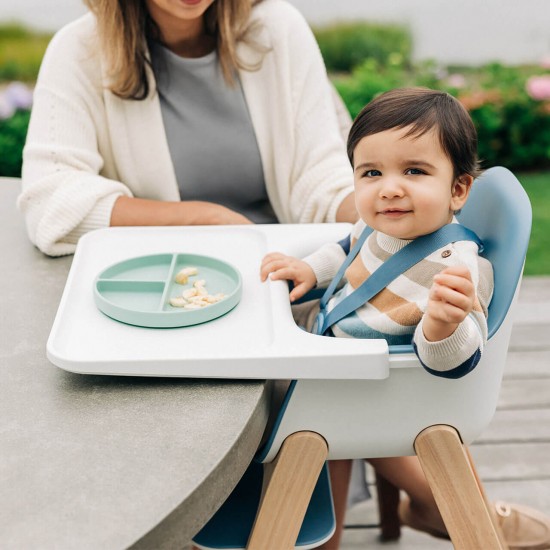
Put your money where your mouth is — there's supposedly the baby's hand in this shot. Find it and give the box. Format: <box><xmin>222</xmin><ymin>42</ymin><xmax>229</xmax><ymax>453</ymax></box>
<box><xmin>260</xmin><ymin>252</ymin><xmax>317</xmax><ymax>302</ymax></box>
<box><xmin>423</xmin><ymin>265</ymin><xmax>476</xmax><ymax>342</ymax></box>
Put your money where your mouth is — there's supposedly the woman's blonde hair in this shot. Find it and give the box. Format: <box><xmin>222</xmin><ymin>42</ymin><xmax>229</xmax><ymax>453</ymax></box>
<box><xmin>84</xmin><ymin>0</ymin><xmax>264</xmax><ymax>100</ymax></box>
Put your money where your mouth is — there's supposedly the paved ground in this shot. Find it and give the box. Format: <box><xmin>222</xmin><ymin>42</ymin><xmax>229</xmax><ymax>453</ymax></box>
<box><xmin>340</xmin><ymin>276</ymin><xmax>550</xmax><ymax>549</ymax></box>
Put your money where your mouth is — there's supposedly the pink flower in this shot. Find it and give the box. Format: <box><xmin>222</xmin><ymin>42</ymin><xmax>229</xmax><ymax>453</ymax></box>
<box><xmin>526</xmin><ymin>76</ymin><xmax>550</xmax><ymax>101</ymax></box>
<box><xmin>540</xmin><ymin>55</ymin><xmax>550</xmax><ymax>69</ymax></box>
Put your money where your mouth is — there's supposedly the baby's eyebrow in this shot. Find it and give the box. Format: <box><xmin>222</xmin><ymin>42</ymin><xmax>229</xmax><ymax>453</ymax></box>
<box><xmin>402</xmin><ymin>159</ymin><xmax>437</xmax><ymax>169</ymax></box>
<box><xmin>354</xmin><ymin>162</ymin><xmax>378</xmax><ymax>173</ymax></box>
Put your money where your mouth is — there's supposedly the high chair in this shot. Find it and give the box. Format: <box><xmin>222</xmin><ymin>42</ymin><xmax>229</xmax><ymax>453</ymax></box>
<box><xmin>192</xmin><ymin>166</ymin><xmax>532</xmax><ymax>550</ymax></box>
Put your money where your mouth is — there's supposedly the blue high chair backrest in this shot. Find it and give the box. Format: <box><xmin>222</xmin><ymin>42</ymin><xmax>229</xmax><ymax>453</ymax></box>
<box><xmin>456</xmin><ymin>166</ymin><xmax>531</xmax><ymax>338</ymax></box>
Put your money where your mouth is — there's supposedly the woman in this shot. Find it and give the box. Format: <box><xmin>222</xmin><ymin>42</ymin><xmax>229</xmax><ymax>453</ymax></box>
<box><xmin>18</xmin><ymin>0</ymin><xmax>357</xmax><ymax>256</ymax></box>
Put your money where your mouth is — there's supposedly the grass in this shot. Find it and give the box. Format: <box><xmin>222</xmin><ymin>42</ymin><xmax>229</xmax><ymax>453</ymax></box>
<box><xmin>517</xmin><ymin>172</ymin><xmax>550</xmax><ymax>276</ymax></box>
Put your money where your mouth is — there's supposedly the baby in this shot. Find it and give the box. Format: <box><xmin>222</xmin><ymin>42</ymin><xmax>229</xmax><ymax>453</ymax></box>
<box><xmin>261</xmin><ymin>87</ymin><xmax>493</xmax><ymax>378</ymax></box>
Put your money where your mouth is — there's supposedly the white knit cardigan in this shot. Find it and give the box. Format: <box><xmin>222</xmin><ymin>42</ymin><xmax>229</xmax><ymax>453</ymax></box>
<box><xmin>18</xmin><ymin>0</ymin><xmax>354</xmax><ymax>256</ymax></box>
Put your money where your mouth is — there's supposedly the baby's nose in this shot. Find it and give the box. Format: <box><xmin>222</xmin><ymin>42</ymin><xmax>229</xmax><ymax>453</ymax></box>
<box><xmin>379</xmin><ymin>178</ymin><xmax>405</xmax><ymax>198</ymax></box>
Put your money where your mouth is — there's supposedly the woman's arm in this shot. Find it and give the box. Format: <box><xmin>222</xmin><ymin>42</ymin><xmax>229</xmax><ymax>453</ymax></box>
<box><xmin>335</xmin><ymin>192</ymin><xmax>358</xmax><ymax>223</ymax></box>
<box><xmin>110</xmin><ymin>196</ymin><xmax>251</xmax><ymax>226</ymax></box>
<box><xmin>19</xmin><ymin>17</ymin><xmax>252</xmax><ymax>256</ymax></box>
<box><xmin>249</xmin><ymin>3</ymin><xmax>355</xmax><ymax>225</ymax></box>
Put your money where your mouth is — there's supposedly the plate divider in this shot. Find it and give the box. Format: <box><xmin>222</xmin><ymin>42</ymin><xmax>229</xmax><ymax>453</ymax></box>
<box><xmin>159</xmin><ymin>254</ymin><xmax>179</xmax><ymax>311</ymax></box>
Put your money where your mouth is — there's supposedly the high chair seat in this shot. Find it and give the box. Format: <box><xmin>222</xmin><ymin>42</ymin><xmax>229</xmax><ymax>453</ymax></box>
<box><xmin>193</xmin><ymin>166</ymin><xmax>531</xmax><ymax>550</ymax></box>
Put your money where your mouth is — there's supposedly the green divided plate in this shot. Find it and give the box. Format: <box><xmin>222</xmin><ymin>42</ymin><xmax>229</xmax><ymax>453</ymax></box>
<box><xmin>94</xmin><ymin>253</ymin><xmax>242</xmax><ymax>328</ymax></box>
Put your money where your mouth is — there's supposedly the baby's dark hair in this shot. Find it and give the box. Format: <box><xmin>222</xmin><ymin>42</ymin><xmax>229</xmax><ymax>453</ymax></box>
<box><xmin>347</xmin><ymin>87</ymin><xmax>482</xmax><ymax>179</ymax></box>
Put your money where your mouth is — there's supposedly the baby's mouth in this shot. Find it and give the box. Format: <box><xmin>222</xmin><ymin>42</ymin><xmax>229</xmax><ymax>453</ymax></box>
<box><xmin>380</xmin><ymin>208</ymin><xmax>412</xmax><ymax>216</ymax></box>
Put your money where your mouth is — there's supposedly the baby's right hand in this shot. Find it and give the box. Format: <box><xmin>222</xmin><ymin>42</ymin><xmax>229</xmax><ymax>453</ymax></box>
<box><xmin>260</xmin><ymin>252</ymin><xmax>317</xmax><ymax>302</ymax></box>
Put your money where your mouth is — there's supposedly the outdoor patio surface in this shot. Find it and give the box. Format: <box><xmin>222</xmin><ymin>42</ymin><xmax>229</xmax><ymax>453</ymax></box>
<box><xmin>340</xmin><ymin>276</ymin><xmax>550</xmax><ymax>549</ymax></box>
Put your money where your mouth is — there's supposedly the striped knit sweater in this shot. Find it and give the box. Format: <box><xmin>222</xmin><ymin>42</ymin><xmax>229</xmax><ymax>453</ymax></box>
<box><xmin>303</xmin><ymin>219</ymin><xmax>494</xmax><ymax>378</ymax></box>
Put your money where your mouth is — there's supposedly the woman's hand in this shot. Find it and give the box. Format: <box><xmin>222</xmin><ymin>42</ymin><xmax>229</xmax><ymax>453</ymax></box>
<box><xmin>110</xmin><ymin>196</ymin><xmax>253</xmax><ymax>226</ymax></box>
<box><xmin>190</xmin><ymin>201</ymin><xmax>253</xmax><ymax>225</ymax></box>
<box><xmin>260</xmin><ymin>252</ymin><xmax>317</xmax><ymax>302</ymax></box>
<box><xmin>422</xmin><ymin>265</ymin><xmax>476</xmax><ymax>342</ymax></box>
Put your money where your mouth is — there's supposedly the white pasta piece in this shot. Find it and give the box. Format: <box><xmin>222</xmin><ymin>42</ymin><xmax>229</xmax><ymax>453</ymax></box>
<box><xmin>169</xmin><ymin>296</ymin><xmax>188</xmax><ymax>308</ymax></box>
<box><xmin>169</xmin><ymin>273</ymin><xmax>225</xmax><ymax>311</ymax></box>
<box><xmin>182</xmin><ymin>288</ymin><xmax>198</xmax><ymax>299</ymax></box>
<box><xmin>174</xmin><ymin>272</ymin><xmax>189</xmax><ymax>285</ymax></box>
<box><xmin>174</xmin><ymin>266</ymin><xmax>199</xmax><ymax>284</ymax></box>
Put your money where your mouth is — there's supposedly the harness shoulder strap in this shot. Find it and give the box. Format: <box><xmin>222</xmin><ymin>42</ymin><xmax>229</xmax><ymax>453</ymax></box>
<box><xmin>313</xmin><ymin>224</ymin><xmax>483</xmax><ymax>336</ymax></box>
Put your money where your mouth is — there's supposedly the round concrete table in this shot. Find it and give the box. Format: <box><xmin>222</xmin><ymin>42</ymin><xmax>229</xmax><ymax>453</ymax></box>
<box><xmin>0</xmin><ymin>179</ymin><xmax>270</xmax><ymax>549</ymax></box>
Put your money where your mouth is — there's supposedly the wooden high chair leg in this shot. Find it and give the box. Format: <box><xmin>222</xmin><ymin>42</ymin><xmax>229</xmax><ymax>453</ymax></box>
<box><xmin>246</xmin><ymin>431</ymin><xmax>328</xmax><ymax>550</ymax></box>
<box><xmin>465</xmin><ymin>446</ymin><xmax>509</xmax><ymax>549</ymax></box>
<box><xmin>375</xmin><ymin>473</ymin><xmax>401</xmax><ymax>541</ymax></box>
<box><xmin>414</xmin><ymin>425</ymin><xmax>506</xmax><ymax>550</ymax></box>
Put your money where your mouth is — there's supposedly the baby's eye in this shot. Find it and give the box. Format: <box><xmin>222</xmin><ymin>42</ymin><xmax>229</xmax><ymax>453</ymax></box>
<box><xmin>362</xmin><ymin>169</ymin><xmax>382</xmax><ymax>178</ymax></box>
<box><xmin>405</xmin><ymin>168</ymin><xmax>426</xmax><ymax>175</ymax></box>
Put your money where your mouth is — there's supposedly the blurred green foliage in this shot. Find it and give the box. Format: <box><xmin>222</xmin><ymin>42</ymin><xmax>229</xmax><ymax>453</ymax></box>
<box><xmin>333</xmin><ymin>59</ymin><xmax>550</xmax><ymax>171</ymax></box>
<box><xmin>2</xmin><ymin>21</ymin><xmax>548</xmax><ymax>175</ymax></box>
<box><xmin>0</xmin><ymin>109</ymin><xmax>30</xmax><ymax>177</ymax></box>
<box><xmin>466</xmin><ymin>64</ymin><xmax>550</xmax><ymax>171</ymax></box>
<box><xmin>312</xmin><ymin>21</ymin><xmax>413</xmax><ymax>73</ymax></box>
<box><xmin>0</xmin><ymin>23</ymin><xmax>51</xmax><ymax>81</ymax></box>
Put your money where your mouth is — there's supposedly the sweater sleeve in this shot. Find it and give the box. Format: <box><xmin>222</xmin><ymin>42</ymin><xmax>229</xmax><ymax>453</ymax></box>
<box><xmin>17</xmin><ymin>17</ymin><xmax>132</xmax><ymax>257</ymax></box>
<box><xmin>302</xmin><ymin>242</ymin><xmax>348</xmax><ymax>287</ymax></box>
<box><xmin>413</xmin><ymin>313</ymin><xmax>485</xmax><ymax>378</ymax></box>
<box><xmin>301</xmin><ymin>220</ymin><xmax>363</xmax><ymax>286</ymax></box>
<box><xmin>265</xmin><ymin>2</ymin><xmax>354</xmax><ymax>224</ymax></box>
<box><xmin>412</xmin><ymin>240</ymin><xmax>492</xmax><ymax>378</ymax></box>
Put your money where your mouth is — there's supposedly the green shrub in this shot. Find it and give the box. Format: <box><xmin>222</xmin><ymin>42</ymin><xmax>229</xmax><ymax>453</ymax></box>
<box><xmin>459</xmin><ymin>64</ymin><xmax>550</xmax><ymax>170</ymax></box>
<box><xmin>0</xmin><ymin>23</ymin><xmax>51</xmax><ymax>82</ymax></box>
<box><xmin>332</xmin><ymin>58</ymin><xmax>408</xmax><ymax>118</ymax></box>
<box><xmin>0</xmin><ymin>109</ymin><xmax>30</xmax><ymax>177</ymax></box>
<box><xmin>332</xmin><ymin>59</ymin><xmax>550</xmax><ymax>171</ymax></box>
<box><xmin>313</xmin><ymin>21</ymin><xmax>412</xmax><ymax>73</ymax></box>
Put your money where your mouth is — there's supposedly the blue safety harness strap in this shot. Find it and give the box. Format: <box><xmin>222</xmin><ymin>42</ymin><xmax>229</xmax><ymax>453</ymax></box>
<box><xmin>312</xmin><ymin>224</ymin><xmax>483</xmax><ymax>336</ymax></box>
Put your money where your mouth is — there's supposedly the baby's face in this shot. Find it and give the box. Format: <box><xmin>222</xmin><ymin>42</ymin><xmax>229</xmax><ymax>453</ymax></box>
<box><xmin>353</xmin><ymin>126</ymin><xmax>469</xmax><ymax>240</ymax></box>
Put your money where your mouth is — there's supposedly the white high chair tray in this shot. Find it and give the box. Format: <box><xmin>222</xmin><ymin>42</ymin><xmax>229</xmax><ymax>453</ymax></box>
<box><xmin>47</xmin><ymin>225</ymin><xmax>389</xmax><ymax>379</ymax></box>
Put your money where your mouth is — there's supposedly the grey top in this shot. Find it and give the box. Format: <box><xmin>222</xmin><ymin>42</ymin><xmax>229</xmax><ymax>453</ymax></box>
<box><xmin>1</xmin><ymin>179</ymin><xmax>270</xmax><ymax>548</ymax></box>
<box><xmin>150</xmin><ymin>41</ymin><xmax>277</xmax><ymax>224</ymax></box>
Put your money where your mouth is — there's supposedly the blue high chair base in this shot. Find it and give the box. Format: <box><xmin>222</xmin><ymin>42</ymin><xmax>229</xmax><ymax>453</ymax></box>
<box><xmin>193</xmin><ymin>462</ymin><xmax>335</xmax><ymax>550</ymax></box>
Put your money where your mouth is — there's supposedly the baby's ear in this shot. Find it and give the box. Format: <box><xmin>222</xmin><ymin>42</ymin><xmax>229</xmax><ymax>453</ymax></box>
<box><xmin>451</xmin><ymin>174</ymin><xmax>473</xmax><ymax>211</ymax></box>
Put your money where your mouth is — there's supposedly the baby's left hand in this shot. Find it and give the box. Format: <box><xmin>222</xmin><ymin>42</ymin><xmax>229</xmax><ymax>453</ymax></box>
<box><xmin>423</xmin><ymin>265</ymin><xmax>476</xmax><ymax>342</ymax></box>
<box><xmin>260</xmin><ymin>252</ymin><xmax>317</xmax><ymax>302</ymax></box>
